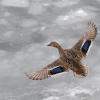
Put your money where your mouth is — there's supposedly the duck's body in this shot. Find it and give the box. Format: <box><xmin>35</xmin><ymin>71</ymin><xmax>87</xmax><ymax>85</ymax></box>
<box><xmin>64</xmin><ymin>49</ymin><xmax>86</xmax><ymax>76</ymax></box>
<box><xmin>25</xmin><ymin>22</ymin><xmax>97</xmax><ymax>80</ymax></box>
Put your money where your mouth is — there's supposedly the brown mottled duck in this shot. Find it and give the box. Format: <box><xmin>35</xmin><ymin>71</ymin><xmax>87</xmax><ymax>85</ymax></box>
<box><xmin>25</xmin><ymin>22</ymin><xmax>97</xmax><ymax>80</ymax></box>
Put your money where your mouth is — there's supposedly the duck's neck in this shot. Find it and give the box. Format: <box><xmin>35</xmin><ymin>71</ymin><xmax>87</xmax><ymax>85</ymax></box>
<box><xmin>57</xmin><ymin>45</ymin><xmax>66</xmax><ymax>57</ymax></box>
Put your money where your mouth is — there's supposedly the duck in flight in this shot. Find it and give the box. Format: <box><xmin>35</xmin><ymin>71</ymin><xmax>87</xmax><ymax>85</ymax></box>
<box><xmin>25</xmin><ymin>22</ymin><xmax>97</xmax><ymax>80</ymax></box>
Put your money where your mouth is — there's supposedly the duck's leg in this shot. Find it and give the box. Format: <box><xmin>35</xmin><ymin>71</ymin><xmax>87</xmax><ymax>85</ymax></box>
<box><xmin>72</xmin><ymin>64</ymin><xmax>88</xmax><ymax>78</ymax></box>
<box><xmin>73</xmin><ymin>72</ymin><xmax>84</xmax><ymax>78</ymax></box>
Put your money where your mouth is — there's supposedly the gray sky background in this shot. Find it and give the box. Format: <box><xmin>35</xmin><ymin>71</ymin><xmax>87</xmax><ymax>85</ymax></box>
<box><xmin>0</xmin><ymin>0</ymin><xmax>100</xmax><ymax>100</ymax></box>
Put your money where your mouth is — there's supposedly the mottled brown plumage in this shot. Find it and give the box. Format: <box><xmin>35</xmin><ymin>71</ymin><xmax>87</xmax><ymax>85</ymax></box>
<box><xmin>25</xmin><ymin>22</ymin><xmax>97</xmax><ymax>80</ymax></box>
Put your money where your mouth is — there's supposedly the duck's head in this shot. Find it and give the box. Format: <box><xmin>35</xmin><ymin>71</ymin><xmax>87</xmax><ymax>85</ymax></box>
<box><xmin>47</xmin><ymin>41</ymin><xmax>60</xmax><ymax>48</ymax></box>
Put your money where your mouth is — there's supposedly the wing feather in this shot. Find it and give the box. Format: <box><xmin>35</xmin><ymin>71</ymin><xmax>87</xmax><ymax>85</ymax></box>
<box><xmin>43</xmin><ymin>59</ymin><xmax>63</xmax><ymax>69</ymax></box>
<box><xmin>25</xmin><ymin>59</ymin><xmax>66</xmax><ymax>80</ymax></box>
<box><xmin>72</xmin><ymin>22</ymin><xmax>97</xmax><ymax>50</ymax></box>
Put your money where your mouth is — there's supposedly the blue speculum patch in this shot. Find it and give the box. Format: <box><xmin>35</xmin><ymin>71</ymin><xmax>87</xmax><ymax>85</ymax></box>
<box><xmin>82</xmin><ymin>40</ymin><xmax>91</xmax><ymax>54</ymax></box>
<box><xmin>50</xmin><ymin>66</ymin><xmax>65</xmax><ymax>75</ymax></box>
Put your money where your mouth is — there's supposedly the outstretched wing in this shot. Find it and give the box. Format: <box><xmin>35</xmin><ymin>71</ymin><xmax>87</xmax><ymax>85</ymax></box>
<box><xmin>72</xmin><ymin>22</ymin><xmax>97</xmax><ymax>54</ymax></box>
<box><xmin>25</xmin><ymin>59</ymin><xmax>67</xmax><ymax>80</ymax></box>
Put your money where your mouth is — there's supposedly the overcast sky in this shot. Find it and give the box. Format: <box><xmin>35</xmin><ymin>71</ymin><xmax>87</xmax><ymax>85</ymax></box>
<box><xmin>0</xmin><ymin>0</ymin><xmax>100</xmax><ymax>100</ymax></box>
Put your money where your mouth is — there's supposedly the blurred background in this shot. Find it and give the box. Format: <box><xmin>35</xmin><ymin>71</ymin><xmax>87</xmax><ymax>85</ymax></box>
<box><xmin>0</xmin><ymin>0</ymin><xmax>100</xmax><ymax>100</ymax></box>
